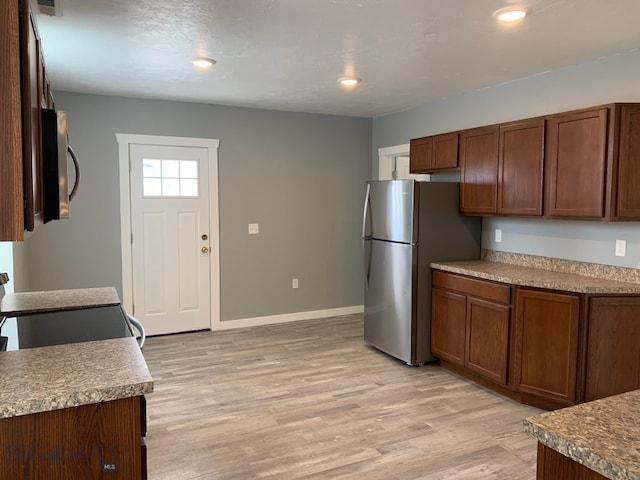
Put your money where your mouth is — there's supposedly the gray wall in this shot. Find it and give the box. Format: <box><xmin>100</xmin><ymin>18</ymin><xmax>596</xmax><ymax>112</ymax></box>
<box><xmin>373</xmin><ymin>49</ymin><xmax>640</xmax><ymax>269</ymax></box>
<box><xmin>26</xmin><ymin>93</ymin><xmax>372</xmax><ymax>320</ymax></box>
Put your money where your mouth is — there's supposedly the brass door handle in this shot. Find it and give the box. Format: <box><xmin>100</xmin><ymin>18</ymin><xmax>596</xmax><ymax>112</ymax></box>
<box><xmin>201</xmin><ymin>246</ymin><xmax>209</xmax><ymax>253</ymax></box>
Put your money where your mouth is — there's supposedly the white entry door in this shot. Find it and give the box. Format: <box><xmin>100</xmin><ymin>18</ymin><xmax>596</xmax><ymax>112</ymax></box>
<box><xmin>129</xmin><ymin>143</ymin><xmax>211</xmax><ymax>336</ymax></box>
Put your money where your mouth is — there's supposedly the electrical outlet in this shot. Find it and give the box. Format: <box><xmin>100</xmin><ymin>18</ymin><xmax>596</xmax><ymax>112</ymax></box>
<box><xmin>248</xmin><ymin>223</ymin><xmax>259</xmax><ymax>234</ymax></box>
<box><xmin>495</xmin><ymin>229</ymin><xmax>502</xmax><ymax>243</ymax></box>
<box><xmin>292</xmin><ymin>278</ymin><xmax>299</xmax><ymax>289</ymax></box>
<box><xmin>615</xmin><ymin>239</ymin><xmax>627</xmax><ymax>257</ymax></box>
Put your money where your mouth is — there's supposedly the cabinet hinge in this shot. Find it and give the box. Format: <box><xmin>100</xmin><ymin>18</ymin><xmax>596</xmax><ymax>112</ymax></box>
<box><xmin>130</xmin><ymin>233</ymin><xmax>133</xmax><ymax>244</ymax></box>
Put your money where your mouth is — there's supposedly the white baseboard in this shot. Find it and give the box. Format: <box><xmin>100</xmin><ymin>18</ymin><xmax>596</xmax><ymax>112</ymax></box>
<box><xmin>211</xmin><ymin>305</ymin><xmax>364</xmax><ymax>331</ymax></box>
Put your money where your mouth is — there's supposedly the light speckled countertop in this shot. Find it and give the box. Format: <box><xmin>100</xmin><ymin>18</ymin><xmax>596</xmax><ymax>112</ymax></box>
<box><xmin>0</xmin><ymin>336</ymin><xmax>153</xmax><ymax>418</ymax></box>
<box><xmin>430</xmin><ymin>260</ymin><xmax>640</xmax><ymax>294</ymax></box>
<box><xmin>524</xmin><ymin>389</ymin><xmax>640</xmax><ymax>480</ymax></box>
<box><xmin>0</xmin><ymin>287</ymin><xmax>121</xmax><ymax>316</ymax></box>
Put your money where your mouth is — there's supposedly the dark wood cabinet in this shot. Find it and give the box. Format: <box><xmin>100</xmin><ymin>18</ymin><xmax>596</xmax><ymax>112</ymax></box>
<box><xmin>545</xmin><ymin>107</ymin><xmax>609</xmax><ymax>218</ymax></box>
<box><xmin>612</xmin><ymin>104</ymin><xmax>640</xmax><ymax>219</ymax></box>
<box><xmin>460</xmin><ymin>119</ymin><xmax>545</xmax><ymax>216</ymax></box>
<box><xmin>0</xmin><ymin>396</ymin><xmax>146</xmax><ymax>479</ymax></box>
<box><xmin>498</xmin><ymin>118</ymin><xmax>544</xmax><ymax>215</ymax></box>
<box><xmin>513</xmin><ymin>288</ymin><xmax>580</xmax><ymax>408</ymax></box>
<box><xmin>431</xmin><ymin>287</ymin><xmax>466</xmax><ymax>366</ymax></box>
<box><xmin>21</xmin><ymin>4</ymin><xmax>44</xmax><ymax>231</ymax></box>
<box><xmin>459</xmin><ymin>125</ymin><xmax>499</xmax><ymax>214</ymax></box>
<box><xmin>584</xmin><ymin>296</ymin><xmax>640</xmax><ymax>402</ymax></box>
<box><xmin>0</xmin><ymin>0</ymin><xmax>53</xmax><ymax>240</ymax></box>
<box><xmin>432</xmin><ymin>270</ymin><xmax>640</xmax><ymax>410</ymax></box>
<box><xmin>453</xmin><ymin>103</ymin><xmax>640</xmax><ymax>220</ymax></box>
<box><xmin>465</xmin><ymin>297</ymin><xmax>510</xmax><ymax>385</ymax></box>
<box><xmin>536</xmin><ymin>443</ymin><xmax>608</xmax><ymax>480</ymax></box>
<box><xmin>0</xmin><ymin>0</ymin><xmax>25</xmax><ymax>241</ymax></box>
<box><xmin>431</xmin><ymin>271</ymin><xmax>511</xmax><ymax>386</ymax></box>
<box><xmin>409</xmin><ymin>132</ymin><xmax>458</xmax><ymax>173</ymax></box>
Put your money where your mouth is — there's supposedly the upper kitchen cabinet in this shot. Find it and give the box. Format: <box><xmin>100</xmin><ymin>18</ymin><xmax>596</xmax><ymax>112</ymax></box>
<box><xmin>21</xmin><ymin>2</ymin><xmax>45</xmax><ymax>232</ymax></box>
<box><xmin>459</xmin><ymin>125</ymin><xmax>499</xmax><ymax>214</ymax></box>
<box><xmin>545</xmin><ymin>103</ymin><xmax>640</xmax><ymax>221</ymax></box>
<box><xmin>612</xmin><ymin>104</ymin><xmax>640</xmax><ymax>219</ymax></box>
<box><xmin>1</xmin><ymin>0</ymin><xmax>49</xmax><ymax>240</ymax></box>
<box><xmin>545</xmin><ymin>107</ymin><xmax>608</xmax><ymax>219</ymax></box>
<box><xmin>410</xmin><ymin>132</ymin><xmax>459</xmax><ymax>173</ymax></box>
<box><xmin>497</xmin><ymin>119</ymin><xmax>544</xmax><ymax>216</ymax></box>
<box><xmin>0</xmin><ymin>0</ymin><xmax>25</xmax><ymax>241</ymax></box>
<box><xmin>460</xmin><ymin>119</ymin><xmax>544</xmax><ymax>216</ymax></box>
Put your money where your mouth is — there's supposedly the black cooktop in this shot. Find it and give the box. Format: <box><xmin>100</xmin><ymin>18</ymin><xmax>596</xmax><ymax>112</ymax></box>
<box><xmin>0</xmin><ymin>305</ymin><xmax>133</xmax><ymax>351</ymax></box>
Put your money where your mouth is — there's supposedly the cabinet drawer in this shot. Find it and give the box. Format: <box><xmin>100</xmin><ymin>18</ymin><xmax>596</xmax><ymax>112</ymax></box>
<box><xmin>432</xmin><ymin>270</ymin><xmax>511</xmax><ymax>304</ymax></box>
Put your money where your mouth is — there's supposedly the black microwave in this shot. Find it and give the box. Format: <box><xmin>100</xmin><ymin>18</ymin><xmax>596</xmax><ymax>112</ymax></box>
<box><xmin>40</xmin><ymin>109</ymin><xmax>80</xmax><ymax>223</ymax></box>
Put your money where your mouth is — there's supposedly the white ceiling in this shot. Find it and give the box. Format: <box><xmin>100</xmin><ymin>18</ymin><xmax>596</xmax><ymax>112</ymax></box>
<box><xmin>36</xmin><ymin>0</ymin><xmax>640</xmax><ymax>118</ymax></box>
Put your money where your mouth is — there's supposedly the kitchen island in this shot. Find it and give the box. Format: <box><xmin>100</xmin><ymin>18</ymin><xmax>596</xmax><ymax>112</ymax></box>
<box><xmin>0</xmin><ymin>288</ymin><xmax>153</xmax><ymax>479</ymax></box>
<box><xmin>524</xmin><ymin>389</ymin><xmax>640</xmax><ymax>479</ymax></box>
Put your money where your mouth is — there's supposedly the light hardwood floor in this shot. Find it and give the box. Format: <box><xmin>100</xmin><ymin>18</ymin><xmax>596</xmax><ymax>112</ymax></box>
<box><xmin>143</xmin><ymin>315</ymin><xmax>541</xmax><ymax>479</ymax></box>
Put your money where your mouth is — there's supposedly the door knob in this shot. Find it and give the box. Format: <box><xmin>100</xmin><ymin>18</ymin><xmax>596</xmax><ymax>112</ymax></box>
<box><xmin>201</xmin><ymin>234</ymin><xmax>208</xmax><ymax>240</ymax></box>
<box><xmin>201</xmin><ymin>246</ymin><xmax>209</xmax><ymax>253</ymax></box>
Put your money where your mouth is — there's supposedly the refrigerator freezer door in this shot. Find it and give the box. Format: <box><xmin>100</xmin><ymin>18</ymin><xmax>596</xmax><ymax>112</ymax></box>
<box><xmin>366</xmin><ymin>180</ymin><xmax>416</xmax><ymax>244</ymax></box>
<box><xmin>364</xmin><ymin>239</ymin><xmax>415</xmax><ymax>364</ymax></box>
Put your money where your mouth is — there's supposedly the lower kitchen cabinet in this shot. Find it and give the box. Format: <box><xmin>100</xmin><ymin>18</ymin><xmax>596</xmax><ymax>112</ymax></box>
<box><xmin>584</xmin><ymin>296</ymin><xmax>640</xmax><ymax>402</ymax></box>
<box><xmin>431</xmin><ymin>271</ymin><xmax>511</xmax><ymax>386</ymax></box>
<box><xmin>431</xmin><ymin>287</ymin><xmax>466</xmax><ymax>365</ymax></box>
<box><xmin>431</xmin><ymin>270</ymin><xmax>640</xmax><ymax>410</ymax></box>
<box><xmin>512</xmin><ymin>288</ymin><xmax>580</xmax><ymax>408</ymax></box>
<box><xmin>465</xmin><ymin>297</ymin><xmax>510</xmax><ymax>385</ymax></box>
<box><xmin>0</xmin><ymin>396</ymin><xmax>147</xmax><ymax>479</ymax></box>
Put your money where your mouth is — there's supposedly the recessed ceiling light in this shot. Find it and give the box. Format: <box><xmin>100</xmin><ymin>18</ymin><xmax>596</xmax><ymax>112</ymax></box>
<box><xmin>339</xmin><ymin>77</ymin><xmax>361</xmax><ymax>87</ymax></box>
<box><xmin>493</xmin><ymin>6</ymin><xmax>529</xmax><ymax>23</ymax></box>
<box><xmin>193</xmin><ymin>57</ymin><xmax>216</xmax><ymax>69</ymax></box>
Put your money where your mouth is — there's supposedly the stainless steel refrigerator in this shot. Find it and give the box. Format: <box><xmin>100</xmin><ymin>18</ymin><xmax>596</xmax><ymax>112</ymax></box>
<box><xmin>362</xmin><ymin>180</ymin><xmax>481</xmax><ymax>365</ymax></box>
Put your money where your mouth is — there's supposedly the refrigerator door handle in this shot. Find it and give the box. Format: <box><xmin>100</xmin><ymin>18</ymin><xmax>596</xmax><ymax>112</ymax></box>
<box><xmin>362</xmin><ymin>183</ymin><xmax>372</xmax><ymax>289</ymax></box>
<box><xmin>363</xmin><ymin>239</ymin><xmax>371</xmax><ymax>289</ymax></box>
<box><xmin>362</xmin><ymin>183</ymin><xmax>371</xmax><ymax>239</ymax></box>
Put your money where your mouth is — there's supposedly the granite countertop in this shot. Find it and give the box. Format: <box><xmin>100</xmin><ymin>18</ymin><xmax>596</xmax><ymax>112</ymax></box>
<box><xmin>524</xmin><ymin>389</ymin><xmax>640</xmax><ymax>480</ymax></box>
<box><xmin>0</xmin><ymin>287</ymin><xmax>121</xmax><ymax>316</ymax></box>
<box><xmin>0</xmin><ymin>336</ymin><xmax>153</xmax><ymax>418</ymax></box>
<box><xmin>430</xmin><ymin>260</ymin><xmax>640</xmax><ymax>294</ymax></box>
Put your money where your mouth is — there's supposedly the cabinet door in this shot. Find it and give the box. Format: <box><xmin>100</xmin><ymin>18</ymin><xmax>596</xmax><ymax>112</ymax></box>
<box><xmin>465</xmin><ymin>297</ymin><xmax>510</xmax><ymax>385</ymax></box>
<box><xmin>0</xmin><ymin>0</ymin><xmax>25</xmax><ymax>241</ymax></box>
<box><xmin>409</xmin><ymin>136</ymin><xmax>432</xmax><ymax>173</ymax></box>
<box><xmin>513</xmin><ymin>289</ymin><xmax>580</xmax><ymax>406</ymax></box>
<box><xmin>460</xmin><ymin>125</ymin><xmax>499</xmax><ymax>214</ymax></box>
<box><xmin>545</xmin><ymin>107</ymin><xmax>608</xmax><ymax>218</ymax></box>
<box><xmin>615</xmin><ymin>105</ymin><xmax>640</xmax><ymax>219</ymax></box>
<box><xmin>498</xmin><ymin>119</ymin><xmax>544</xmax><ymax>216</ymax></box>
<box><xmin>585</xmin><ymin>296</ymin><xmax>640</xmax><ymax>401</ymax></box>
<box><xmin>431</xmin><ymin>287</ymin><xmax>466</xmax><ymax>366</ymax></box>
<box><xmin>20</xmin><ymin>7</ymin><xmax>44</xmax><ymax>231</ymax></box>
<box><xmin>431</xmin><ymin>132</ymin><xmax>459</xmax><ymax>170</ymax></box>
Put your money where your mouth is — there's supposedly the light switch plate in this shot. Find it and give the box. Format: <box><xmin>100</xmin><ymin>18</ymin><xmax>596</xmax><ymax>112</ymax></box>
<box><xmin>495</xmin><ymin>229</ymin><xmax>502</xmax><ymax>243</ymax></box>
<box><xmin>615</xmin><ymin>239</ymin><xmax>627</xmax><ymax>257</ymax></box>
<box><xmin>248</xmin><ymin>223</ymin><xmax>259</xmax><ymax>234</ymax></box>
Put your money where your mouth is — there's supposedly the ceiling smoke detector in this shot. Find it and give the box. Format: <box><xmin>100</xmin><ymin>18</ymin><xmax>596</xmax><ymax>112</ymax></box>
<box><xmin>37</xmin><ymin>0</ymin><xmax>63</xmax><ymax>17</ymax></box>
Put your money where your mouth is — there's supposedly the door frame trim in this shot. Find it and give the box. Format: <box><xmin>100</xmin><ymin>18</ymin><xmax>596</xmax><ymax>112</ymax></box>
<box><xmin>378</xmin><ymin>143</ymin><xmax>409</xmax><ymax>179</ymax></box>
<box><xmin>116</xmin><ymin>134</ymin><xmax>221</xmax><ymax>329</ymax></box>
